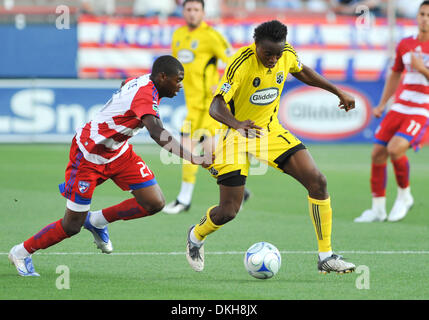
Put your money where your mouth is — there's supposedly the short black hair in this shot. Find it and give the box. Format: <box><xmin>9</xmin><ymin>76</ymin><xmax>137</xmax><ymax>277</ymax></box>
<box><xmin>151</xmin><ymin>55</ymin><xmax>183</xmax><ymax>77</ymax></box>
<box><xmin>183</xmin><ymin>0</ymin><xmax>204</xmax><ymax>8</ymax></box>
<box><xmin>253</xmin><ymin>20</ymin><xmax>288</xmax><ymax>43</ymax></box>
<box><xmin>421</xmin><ymin>0</ymin><xmax>429</xmax><ymax>7</ymax></box>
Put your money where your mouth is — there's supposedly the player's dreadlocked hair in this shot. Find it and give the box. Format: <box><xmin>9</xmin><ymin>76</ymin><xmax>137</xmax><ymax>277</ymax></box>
<box><xmin>151</xmin><ymin>55</ymin><xmax>184</xmax><ymax>77</ymax></box>
<box><xmin>253</xmin><ymin>20</ymin><xmax>287</xmax><ymax>44</ymax></box>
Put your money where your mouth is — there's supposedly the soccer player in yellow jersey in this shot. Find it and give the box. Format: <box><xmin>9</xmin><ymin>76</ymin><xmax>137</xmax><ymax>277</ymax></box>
<box><xmin>163</xmin><ymin>0</ymin><xmax>252</xmax><ymax>214</ymax></box>
<box><xmin>186</xmin><ymin>20</ymin><xmax>357</xmax><ymax>274</ymax></box>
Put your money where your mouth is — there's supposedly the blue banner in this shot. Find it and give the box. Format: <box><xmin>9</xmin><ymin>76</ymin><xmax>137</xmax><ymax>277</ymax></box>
<box><xmin>0</xmin><ymin>24</ymin><xmax>77</xmax><ymax>78</ymax></box>
<box><xmin>0</xmin><ymin>79</ymin><xmax>383</xmax><ymax>144</ymax></box>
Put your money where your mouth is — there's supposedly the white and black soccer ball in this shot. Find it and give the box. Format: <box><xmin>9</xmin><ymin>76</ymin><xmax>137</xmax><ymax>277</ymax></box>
<box><xmin>243</xmin><ymin>242</ymin><xmax>281</xmax><ymax>279</ymax></box>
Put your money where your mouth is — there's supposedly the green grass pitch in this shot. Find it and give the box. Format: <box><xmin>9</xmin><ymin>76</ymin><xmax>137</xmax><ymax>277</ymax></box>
<box><xmin>1</xmin><ymin>143</ymin><xmax>428</xmax><ymax>300</ymax></box>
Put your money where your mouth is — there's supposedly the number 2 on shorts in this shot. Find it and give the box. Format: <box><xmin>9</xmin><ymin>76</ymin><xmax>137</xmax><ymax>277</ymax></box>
<box><xmin>137</xmin><ymin>161</ymin><xmax>153</xmax><ymax>178</ymax></box>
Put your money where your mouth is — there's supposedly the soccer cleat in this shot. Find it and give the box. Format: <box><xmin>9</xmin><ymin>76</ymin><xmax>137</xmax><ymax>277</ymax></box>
<box><xmin>163</xmin><ymin>199</ymin><xmax>191</xmax><ymax>215</ymax></box>
<box><xmin>84</xmin><ymin>212</ymin><xmax>113</xmax><ymax>254</ymax></box>
<box><xmin>388</xmin><ymin>193</ymin><xmax>414</xmax><ymax>222</ymax></box>
<box><xmin>8</xmin><ymin>245</ymin><xmax>40</xmax><ymax>277</ymax></box>
<box><xmin>186</xmin><ymin>225</ymin><xmax>204</xmax><ymax>272</ymax></box>
<box><xmin>318</xmin><ymin>253</ymin><xmax>356</xmax><ymax>274</ymax></box>
<box><xmin>354</xmin><ymin>209</ymin><xmax>387</xmax><ymax>223</ymax></box>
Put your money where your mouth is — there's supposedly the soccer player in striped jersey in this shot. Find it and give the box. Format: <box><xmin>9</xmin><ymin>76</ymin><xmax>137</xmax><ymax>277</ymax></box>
<box><xmin>355</xmin><ymin>1</ymin><xmax>429</xmax><ymax>223</ymax></box>
<box><xmin>163</xmin><ymin>0</ymin><xmax>252</xmax><ymax>214</ymax></box>
<box><xmin>185</xmin><ymin>20</ymin><xmax>356</xmax><ymax>274</ymax></box>
<box><xmin>8</xmin><ymin>55</ymin><xmax>211</xmax><ymax>276</ymax></box>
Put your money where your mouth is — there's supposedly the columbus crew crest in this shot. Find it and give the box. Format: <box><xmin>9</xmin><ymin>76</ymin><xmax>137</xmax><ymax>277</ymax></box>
<box><xmin>276</xmin><ymin>71</ymin><xmax>284</xmax><ymax>84</ymax></box>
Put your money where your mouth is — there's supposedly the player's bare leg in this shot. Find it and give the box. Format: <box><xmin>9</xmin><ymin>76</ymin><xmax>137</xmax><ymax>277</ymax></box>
<box><xmin>85</xmin><ymin>184</ymin><xmax>165</xmax><ymax>253</ymax></box>
<box><xmin>186</xmin><ymin>184</ymin><xmax>244</xmax><ymax>271</ymax></box>
<box><xmin>386</xmin><ymin>136</ymin><xmax>414</xmax><ymax>222</ymax></box>
<box><xmin>281</xmin><ymin>149</ymin><xmax>355</xmax><ymax>274</ymax></box>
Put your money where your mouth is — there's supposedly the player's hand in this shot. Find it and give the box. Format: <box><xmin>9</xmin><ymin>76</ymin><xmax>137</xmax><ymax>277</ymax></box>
<box><xmin>372</xmin><ymin>104</ymin><xmax>385</xmax><ymax>118</ymax></box>
<box><xmin>191</xmin><ymin>154</ymin><xmax>213</xmax><ymax>168</ymax></box>
<box><xmin>337</xmin><ymin>91</ymin><xmax>355</xmax><ymax>112</ymax></box>
<box><xmin>235</xmin><ymin>120</ymin><xmax>263</xmax><ymax>139</ymax></box>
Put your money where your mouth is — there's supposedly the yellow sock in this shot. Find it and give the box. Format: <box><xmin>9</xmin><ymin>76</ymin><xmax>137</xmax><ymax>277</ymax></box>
<box><xmin>193</xmin><ymin>206</ymin><xmax>223</xmax><ymax>241</ymax></box>
<box><xmin>182</xmin><ymin>161</ymin><xmax>199</xmax><ymax>184</ymax></box>
<box><xmin>308</xmin><ymin>196</ymin><xmax>332</xmax><ymax>253</ymax></box>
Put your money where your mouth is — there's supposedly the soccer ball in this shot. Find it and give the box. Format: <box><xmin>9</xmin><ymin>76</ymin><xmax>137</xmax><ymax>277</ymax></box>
<box><xmin>243</xmin><ymin>242</ymin><xmax>281</xmax><ymax>279</ymax></box>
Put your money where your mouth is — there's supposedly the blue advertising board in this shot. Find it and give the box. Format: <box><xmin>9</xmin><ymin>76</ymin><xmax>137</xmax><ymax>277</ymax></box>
<box><xmin>0</xmin><ymin>78</ymin><xmax>384</xmax><ymax>144</ymax></box>
<box><xmin>0</xmin><ymin>24</ymin><xmax>77</xmax><ymax>78</ymax></box>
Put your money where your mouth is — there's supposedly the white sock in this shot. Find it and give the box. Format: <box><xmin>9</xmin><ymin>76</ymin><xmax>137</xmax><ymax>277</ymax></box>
<box><xmin>177</xmin><ymin>182</ymin><xmax>195</xmax><ymax>206</ymax></box>
<box><xmin>13</xmin><ymin>243</ymin><xmax>30</xmax><ymax>259</ymax></box>
<box><xmin>397</xmin><ymin>186</ymin><xmax>411</xmax><ymax>199</ymax></box>
<box><xmin>318</xmin><ymin>251</ymin><xmax>333</xmax><ymax>261</ymax></box>
<box><xmin>372</xmin><ymin>197</ymin><xmax>386</xmax><ymax>214</ymax></box>
<box><xmin>89</xmin><ymin>210</ymin><xmax>109</xmax><ymax>229</ymax></box>
<box><xmin>189</xmin><ymin>227</ymin><xmax>204</xmax><ymax>246</ymax></box>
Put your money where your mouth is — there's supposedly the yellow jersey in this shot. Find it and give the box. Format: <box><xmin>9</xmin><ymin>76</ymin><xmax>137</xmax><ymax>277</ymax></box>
<box><xmin>215</xmin><ymin>42</ymin><xmax>303</xmax><ymax>130</ymax></box>
<box><xmin>172</xmin><ymin>21</ymin><xmax>232</xmax><ymax>110</ymax></box>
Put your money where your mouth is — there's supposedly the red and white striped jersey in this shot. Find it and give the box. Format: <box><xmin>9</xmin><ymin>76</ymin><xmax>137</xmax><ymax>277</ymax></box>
<box><xmin>391</xmin><ymin>36</ymin><xmax>429</xmax><ymax>118</ymax></box>
<box><xmin>75</xmin><ymin>74</ymin><xmax>160</xmax><ymax>164</ymax></box>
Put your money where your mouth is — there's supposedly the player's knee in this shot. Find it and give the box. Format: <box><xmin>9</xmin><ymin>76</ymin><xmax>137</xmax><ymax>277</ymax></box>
<box><xmin>387</xmin><ymin>144</ymin><xmax>405</xmax><ymax>160</ymax></box>
<box><xmin>218</xmin><ymin>201</ymin><xmax>241</xmax><ymax>224</ymax></box>
<box><xmin>63</xmin><ymin>222</ymin><xmax>82</xmax><ymax>237</ymax></box>
<box><xmin>137</xmin><ymin>197</ymin><xmax>165</xmax><ymax>215</ymax></box>
<box><xmin>308</xmin><ymin>171</ymin><xmax>328</xmax><ymax>198</ymax></box>
<box><xmin>372</xmin><ymin>146</ymin><xmax>388</xmax><ymax>163</ymax></box>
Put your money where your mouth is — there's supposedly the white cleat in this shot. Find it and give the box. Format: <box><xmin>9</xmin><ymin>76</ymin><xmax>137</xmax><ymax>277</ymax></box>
<box><xmin>163</xmin><ymin>199</ymin><xmax>190</xmax><ymax>215</ymax></box>
<box><xmin>84</xmin><ymin>212</ymin><xmax>113</xmax><ymax>254</ymax></box>
<box><xmin>318</xmin><ymin>254</ymin><xmax>356</xmax><ymax>274</ymax></box>
<box><xmin>186</xmin><ymin>225</ymin><xmax>204</xmax><ymax>272</ymax></box>
<box><xmin>8</xmin><ymin>245</ymin><xmax>40</xmax><ymax>277</ymax></box>
<box><xmin>388</xmin><ymin>193</ymin><xmax>414</xmax><ymax>222</ymax></box>
<box><xmin>354</xmin><ymin>209</ymin><xmax>387</xmax><ymax>223</ymax></box>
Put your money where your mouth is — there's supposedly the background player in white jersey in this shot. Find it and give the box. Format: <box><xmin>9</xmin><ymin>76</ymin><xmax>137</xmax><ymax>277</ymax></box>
<box><xmin>8</xmin><ymin>55</ymin><xmax>211</xmax><ymax>277</ymax></box>
<box><xmin>355</xmin><ymin>1</ymin><xmax>429</xmax><ymax>223</ymax></box>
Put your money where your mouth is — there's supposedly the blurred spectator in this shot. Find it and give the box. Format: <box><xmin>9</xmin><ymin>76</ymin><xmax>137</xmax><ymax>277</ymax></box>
<box><xmin>204</xmin><ymin>0</ymin><xmax>222</xmax><ymax>18</ymax></box>
<box><xmin>304</xmin><ymin>0</ymin><xmax>329</xmax><ymax>12</ymax></box>
<box><xmin>267</xmin><ymin>0</ymin><xmax>303</xmax><ymax>9</ymax></box>
<box><xmin>396</xmin><ymin>0</ymin><xmax>421</xmax><ymax>18</ymax></box>
<box><xmin>327</xmin><ymin>0</ymin><xmax>384</xmax><ymax>17</ymax></box>
<box><xmin>81</xmin><ymin>0</ymin><xmax>116</xmax><ymax>15</ymax></box>
<box><xmin>133</xmin><ymin>0</ymin><xmax>178</xmax><ymax>17</ymax></box>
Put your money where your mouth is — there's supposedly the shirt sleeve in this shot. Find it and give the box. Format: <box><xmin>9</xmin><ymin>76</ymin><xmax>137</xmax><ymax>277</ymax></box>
<box><xmin>211</xmin><ymin>29</ymin><xmax>233</xmax><ymax>64</ymax></box>
<box><xmin>391</xmin><ymin>40</ymin><xmax>405</xmax><ymax>72</ymax></box>
<box><xmin>284</xmin><ymin>43</ymin><xmax>303</xmax><ymax>73</ymax></box>
<box><xmin>130</xmin><ymin>86</ymin><xmax>160</xmax><ymax>119</ymax></box>
<box><xmin>214</xmin><ymin>52</ymin><xmax>246</xmax><ymax>103</ymax></box>
<box><xmin>171</xmin><ymin>29</ymin><xmax>179</xmax><ymax>58</ymax></box>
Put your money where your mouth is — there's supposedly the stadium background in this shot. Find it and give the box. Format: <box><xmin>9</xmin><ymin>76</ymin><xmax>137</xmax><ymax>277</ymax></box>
<box><xmin>1</xmin><ymin>0</ymin><xmax>428</xmax><ymax>146</ymax></box>
<box><xmin>2</xmin><ymin>0</ymin><xmax>429</xmax><ymax>303</ymax></box>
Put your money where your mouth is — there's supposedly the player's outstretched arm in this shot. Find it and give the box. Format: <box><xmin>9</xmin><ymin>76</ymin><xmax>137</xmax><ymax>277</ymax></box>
<box><xmin>209</xmin><ymin>95</ymin><xmax>263</xmax><ymax>138</ymax></box>
<box><xmin>372</xmin><ymin>70</ymin><xmax>402</xmax><ymax>118</ymax></box>
<box><xmin>292</xmin><ymin>64</ymin><xmax>355</xmax><ymax>112</ymax></box>
<box><xmin>142</xmin><ymin>114</ymin><xmax>211</xmax><ymax>167</ymax></box>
